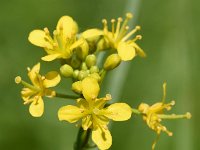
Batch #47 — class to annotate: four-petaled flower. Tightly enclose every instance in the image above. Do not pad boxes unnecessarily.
[138,82,191,150]
[82,13,146,61]
[58,77,132,150]
[28,16,87,61]
[15,63,61,117]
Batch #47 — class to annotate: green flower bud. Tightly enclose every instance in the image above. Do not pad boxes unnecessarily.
[81,62,88,71]
[73,70,79,79]
[90,66,99,73]
[85,54,96,68]
[103,54,121,71]
[78,70,89,80]
[72,81,82,94]
[60,64,73,78]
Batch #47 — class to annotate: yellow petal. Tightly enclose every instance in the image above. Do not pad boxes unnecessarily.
[28,63,40,86]
[92,126,112,150]
[82,29,103,39]
[131,42,146,57]
[29,97,44,117]
[28,30,52,48]
[82,115,92,130]
[117,42,136,61]
[58,105,84,123]
[56,16,78,38]
[41,53,61,61]
[104,103,132,121]
[43,71,61,88]
[82,77,100,101]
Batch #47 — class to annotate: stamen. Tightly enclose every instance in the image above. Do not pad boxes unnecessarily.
[27,67,31,72]
[115,17,123,39]
[15,76,40,92]
[102,19,108,32]
[111,19,116,36]
[15,76,22,84]
[116,25,129,42]
[122,25,141,42]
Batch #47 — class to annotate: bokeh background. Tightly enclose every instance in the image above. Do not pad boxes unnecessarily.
[0,0,199,149]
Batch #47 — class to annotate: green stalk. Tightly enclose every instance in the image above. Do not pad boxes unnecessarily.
[74,128,92,150]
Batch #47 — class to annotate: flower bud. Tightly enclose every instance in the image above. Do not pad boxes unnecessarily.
[78,70,89,80]
[103,54,121,71]
[72,81,82,94]
[60,64,73,78]
[90,66,99,73]
[73,70,79,79]
[85,54,97,68]
[81,62,88,71]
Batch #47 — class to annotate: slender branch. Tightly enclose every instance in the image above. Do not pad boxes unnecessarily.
[132,108,142,115]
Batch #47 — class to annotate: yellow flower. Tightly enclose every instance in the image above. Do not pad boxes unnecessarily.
[138,82,191,150]
[58,77,132,150]
[28,16,87,61]
[15,63,61,117]
[82,13,146,61]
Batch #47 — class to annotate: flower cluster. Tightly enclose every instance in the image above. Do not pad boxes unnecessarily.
[15,13,191,150]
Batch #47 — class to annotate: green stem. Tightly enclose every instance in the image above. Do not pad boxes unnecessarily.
[74,128,92,150]
[132,108,142,115]
[55,93,80,100]
[100,69,107,85]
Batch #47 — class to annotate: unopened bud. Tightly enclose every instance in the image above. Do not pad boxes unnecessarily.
[72,81,82,94]
[90,66,99,73]
[73,70,79,79]
[78,70,89,80]
[60,64,73,78]
[81,62,88,71]
[85,54,96,68]
[103,54,121,71]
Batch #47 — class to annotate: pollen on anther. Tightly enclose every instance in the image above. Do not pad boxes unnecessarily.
[44,27,50,35]
[126,13,133,19]
[136,35,142,40]
[186,112,192,119]
[117,17,123,22]
[111,19,115,23]
[15,76,22,84]
[102,19,107,25]
[136,26,141,30]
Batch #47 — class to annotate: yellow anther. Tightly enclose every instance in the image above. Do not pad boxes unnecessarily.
[117,17,123,22]
[111,19,115,23]
[125,26,129,30]
[126,12,133,19]
[106,94,112,100]
[15,76,22,84]
[186,112,192,119]
[170,101,175,106]
[102,19,107,25]
[27,67,31,72]
[41,76,45,80]
[44,27,50,35]
[136,35,142,40]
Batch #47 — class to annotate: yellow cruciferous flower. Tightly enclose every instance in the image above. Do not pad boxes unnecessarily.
[138,82,191,150]
[28,16,87,61]
[82,13,146,61]
[58,77,132,150]
[15,63,61,117]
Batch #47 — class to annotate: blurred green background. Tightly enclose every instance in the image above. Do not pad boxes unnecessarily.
[0,0,199,149]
